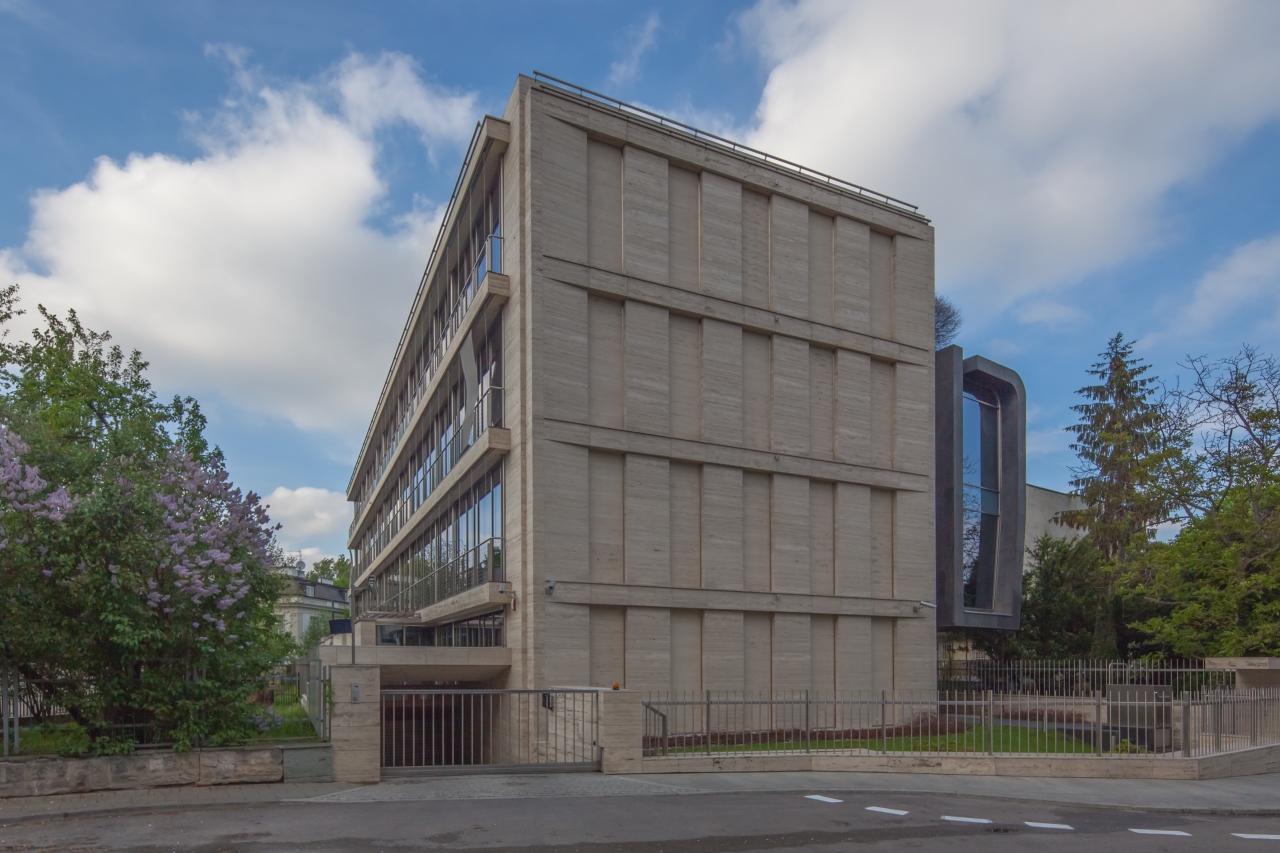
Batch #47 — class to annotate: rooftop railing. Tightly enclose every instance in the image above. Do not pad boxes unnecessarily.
[531,71,922,217]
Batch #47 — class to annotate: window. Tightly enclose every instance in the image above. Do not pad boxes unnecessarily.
[305,585,315,597]
[376,612,505,647]
[962,388,999,610]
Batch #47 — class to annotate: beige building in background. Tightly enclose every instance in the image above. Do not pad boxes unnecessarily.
[334,74,939,697]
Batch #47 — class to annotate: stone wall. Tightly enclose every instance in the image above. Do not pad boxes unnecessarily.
[0,744,330,798]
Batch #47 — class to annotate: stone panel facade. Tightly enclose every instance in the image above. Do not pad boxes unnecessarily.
[346,75,937,700]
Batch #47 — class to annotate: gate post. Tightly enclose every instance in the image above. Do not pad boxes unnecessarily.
[598,689,643,775]
[330,665,381,783]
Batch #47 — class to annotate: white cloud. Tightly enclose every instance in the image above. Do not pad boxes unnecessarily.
[738,0,1280,316]
[0,50,479,434]
[610,11,661,87]
[264,486,350,552]
[1148,232,1280,346]
[1017,300,1088,327]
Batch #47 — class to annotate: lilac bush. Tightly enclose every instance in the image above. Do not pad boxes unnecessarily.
[0,291,293,752]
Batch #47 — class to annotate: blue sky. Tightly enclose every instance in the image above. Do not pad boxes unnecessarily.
[3,1,1280,562]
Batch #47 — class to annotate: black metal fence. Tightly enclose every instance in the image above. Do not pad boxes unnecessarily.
[642,688,1280,759]
[937,658,1233,695]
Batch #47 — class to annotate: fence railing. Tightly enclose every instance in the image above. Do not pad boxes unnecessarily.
[381,689,599,773]
[937,658,1233,695]
[642,689,1280,760]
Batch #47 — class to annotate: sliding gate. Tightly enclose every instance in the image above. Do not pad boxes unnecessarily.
[381,689,600,775]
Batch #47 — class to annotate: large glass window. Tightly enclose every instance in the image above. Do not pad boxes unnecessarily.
[962,388,1000,609]
[377,612,504,647]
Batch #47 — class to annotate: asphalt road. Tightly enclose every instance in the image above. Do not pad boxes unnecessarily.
[5,789,1280,852]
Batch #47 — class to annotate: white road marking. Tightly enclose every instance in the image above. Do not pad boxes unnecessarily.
[866,806,909,815]
[805,795,843,803]
[943,816,992,824]
[1129,829,1191,836]
[1025,822,1074,830]
[1233,835,1280,840]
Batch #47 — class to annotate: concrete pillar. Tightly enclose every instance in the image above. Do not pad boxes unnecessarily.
[329,665,380,783]
[598,688,643,775]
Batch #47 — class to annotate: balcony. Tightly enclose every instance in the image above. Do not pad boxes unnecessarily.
[353,386,505,578]
[355,537,504,620]
[351,233,504,533]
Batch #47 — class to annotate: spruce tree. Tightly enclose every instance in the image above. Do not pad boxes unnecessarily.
[1062,333,1172,657]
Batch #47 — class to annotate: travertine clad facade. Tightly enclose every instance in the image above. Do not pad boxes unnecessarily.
[344,75,937,697]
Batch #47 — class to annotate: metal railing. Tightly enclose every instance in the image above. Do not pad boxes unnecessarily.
[351,231,504,532]
[937,658,1232,695]
[357,537,504,619]
[642,689,1280,760]
[349,120,485,496]
[353,385,503,575]
[381,689,600,773]
[531,72,922,217]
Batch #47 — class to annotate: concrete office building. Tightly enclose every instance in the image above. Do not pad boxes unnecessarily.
[336,74,939,698]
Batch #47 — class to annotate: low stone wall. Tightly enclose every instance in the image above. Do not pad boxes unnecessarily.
[636,743,1280,780]
[0,744,331,798]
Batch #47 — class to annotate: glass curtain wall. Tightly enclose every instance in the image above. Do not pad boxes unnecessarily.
[357,462,503,617]
[962,388,1000,609]
[350,157,502,524]
[353,315,503,575]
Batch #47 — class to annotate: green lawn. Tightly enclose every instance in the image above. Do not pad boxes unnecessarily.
[657,724,1091,756]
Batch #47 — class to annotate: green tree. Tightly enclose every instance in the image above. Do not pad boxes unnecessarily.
[1129,347,1280,655]
[308,555,351,589]
[1060,333,1177,657]
[0,288,293,752]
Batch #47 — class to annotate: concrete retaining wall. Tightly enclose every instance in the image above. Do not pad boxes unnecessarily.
[636,744,1280,780]
[0,743,331,798]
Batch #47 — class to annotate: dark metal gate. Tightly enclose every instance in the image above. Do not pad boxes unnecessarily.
[380,689,600,775]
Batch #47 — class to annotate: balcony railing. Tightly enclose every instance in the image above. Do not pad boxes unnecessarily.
[352,234,503,532]
[353,385,503,576]
[355,537,504,619]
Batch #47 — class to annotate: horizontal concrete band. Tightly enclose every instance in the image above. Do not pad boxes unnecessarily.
[356,426,512,588]
[417,581,511,625]
[318,643,512,669]
[542,258,932,368]
[547,580,926,618]
[539,419,930,493]
[635,744,1280,781]
[349,270,512,548]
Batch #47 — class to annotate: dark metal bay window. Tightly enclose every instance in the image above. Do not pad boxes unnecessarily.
[936,345,1026,631]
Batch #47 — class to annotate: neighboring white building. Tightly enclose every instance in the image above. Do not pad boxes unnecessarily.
[1024,484,1084,556]
[277,568,350,643]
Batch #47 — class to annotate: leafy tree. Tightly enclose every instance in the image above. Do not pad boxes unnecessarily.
[0,287,292,752]
[935,295,962,349]
[298,612,333,652]
[1128,347,1280,655]
[308,555,351,589]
